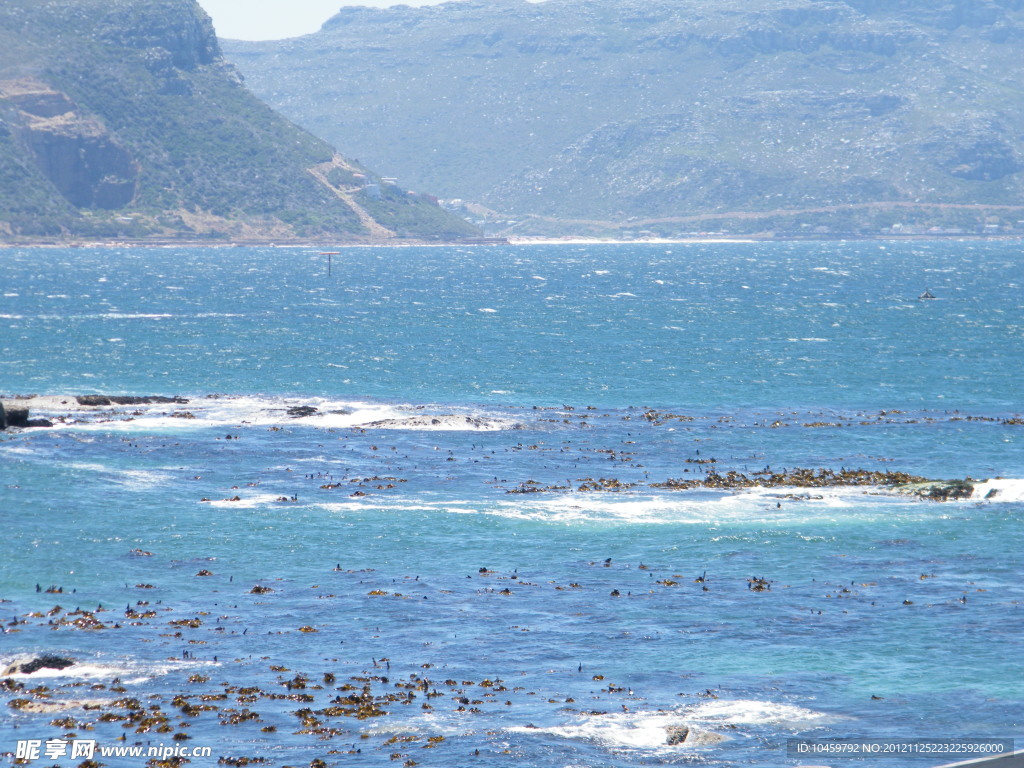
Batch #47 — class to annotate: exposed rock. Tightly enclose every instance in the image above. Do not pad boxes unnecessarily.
[652,467,928,491]
[891,479,976,501]
[0,400,5,430]
[4,654,76,675]
[19,116,139,209]
[5,698,104,713]
[360,414,508,430]
[76,395,113,406]
[0,404,30,427]
[75,395,188,406]
[665,724,728,746]
[97,1,220,70]
[115,395,189,405]
[286,405,320,418]
[665,725,690,745]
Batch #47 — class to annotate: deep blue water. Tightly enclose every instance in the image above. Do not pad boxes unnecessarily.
[1,241,1021,767]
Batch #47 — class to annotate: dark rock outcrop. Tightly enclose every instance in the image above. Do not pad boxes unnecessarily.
[4,655,76,675]
[666,725,690,745]
[1,404,29,427]
[361,414,505,430]
[287,405,320,418]
[75,395,189,406]
[98,1,220,70]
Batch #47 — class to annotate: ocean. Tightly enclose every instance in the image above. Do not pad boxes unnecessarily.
[1,241,1021,767]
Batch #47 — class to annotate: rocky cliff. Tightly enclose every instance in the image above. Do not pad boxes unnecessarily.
[226,0,1024,236]
[1,79,139,210]
[0,0,477,242]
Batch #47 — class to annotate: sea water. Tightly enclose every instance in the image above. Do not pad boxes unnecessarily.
[0,241,1021,767]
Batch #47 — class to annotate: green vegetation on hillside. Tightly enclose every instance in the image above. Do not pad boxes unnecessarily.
[0,0,477,242]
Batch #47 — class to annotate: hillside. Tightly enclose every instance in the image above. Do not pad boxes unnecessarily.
[0,0,478,243]
[225,0,1024,237]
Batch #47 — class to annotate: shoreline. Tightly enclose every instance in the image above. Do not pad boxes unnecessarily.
[2,233,1024,248]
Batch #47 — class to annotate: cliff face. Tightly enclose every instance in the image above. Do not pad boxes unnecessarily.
[1,79,139,210]
[0,0,477,242]
[226,0,1024,234]
[98,0,221,70]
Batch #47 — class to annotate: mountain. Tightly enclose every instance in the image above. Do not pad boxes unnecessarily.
[0,0,478,243]
[224,0,1024,237]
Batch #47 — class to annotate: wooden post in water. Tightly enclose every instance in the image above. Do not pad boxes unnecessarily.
[319,251,339,277]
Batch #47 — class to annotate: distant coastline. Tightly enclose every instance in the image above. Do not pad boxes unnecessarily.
[2,232,1023,248]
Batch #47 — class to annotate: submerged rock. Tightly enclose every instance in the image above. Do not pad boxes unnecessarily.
[891,479,976,501]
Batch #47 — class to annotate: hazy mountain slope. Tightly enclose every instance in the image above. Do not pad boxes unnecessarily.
[225,0,1024,234]
[0,0,477,242]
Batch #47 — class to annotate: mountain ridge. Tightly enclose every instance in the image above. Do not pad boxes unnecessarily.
[0,0,478,243]
[225,0,1024,237]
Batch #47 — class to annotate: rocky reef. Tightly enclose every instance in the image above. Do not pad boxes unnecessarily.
[890,479,978,501]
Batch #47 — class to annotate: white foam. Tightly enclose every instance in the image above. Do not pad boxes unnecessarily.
[1,655,215,682]
[507,699,830,750]
[685,698,830,727]
[66,463,175,489]
[2,658,130,681]
[970,479,1024,502]
[44,396,518,434]
[0,445,45,457]
[312,487,932,527]
[509,711,677,749]
[204,492,288,509]
[466,487,927,526]
[100,313,174,319]
[68,461,109,472]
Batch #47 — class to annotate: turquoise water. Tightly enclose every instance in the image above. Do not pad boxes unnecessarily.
[1,241,1021,767]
